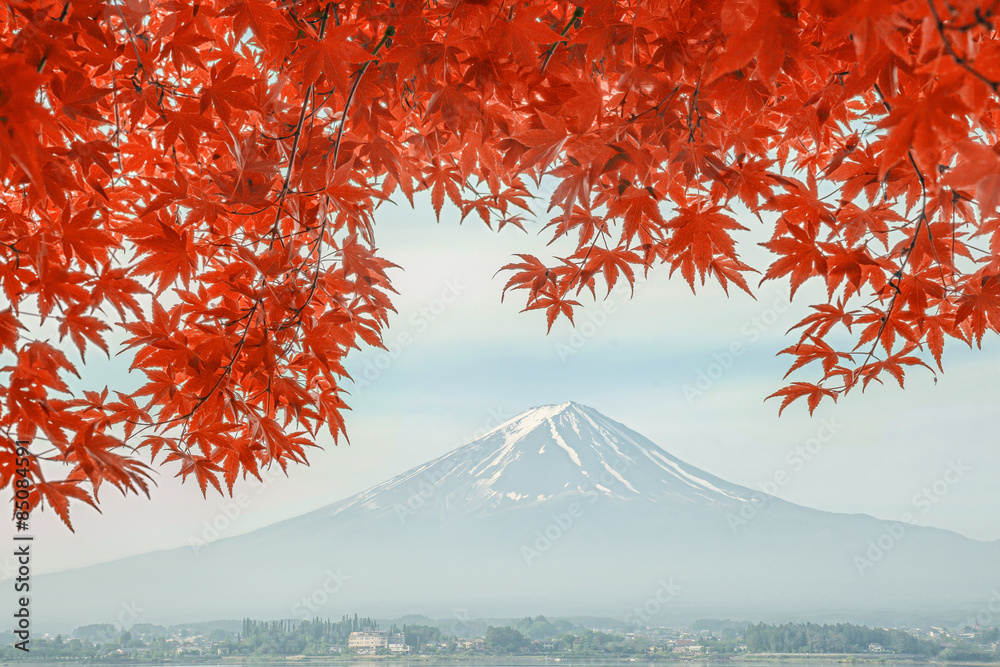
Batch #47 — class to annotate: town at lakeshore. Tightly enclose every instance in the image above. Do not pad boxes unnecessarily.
[2,616,999,663]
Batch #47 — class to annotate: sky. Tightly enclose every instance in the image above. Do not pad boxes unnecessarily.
[17,189,1000,580]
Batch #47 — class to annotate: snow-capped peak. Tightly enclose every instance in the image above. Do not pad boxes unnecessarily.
[322,402,754,523]
[475,400,582,442]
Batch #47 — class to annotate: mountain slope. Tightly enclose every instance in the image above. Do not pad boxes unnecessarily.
[35,402,999,630]
[301,401,751,525]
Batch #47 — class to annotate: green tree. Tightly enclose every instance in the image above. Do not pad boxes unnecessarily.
[485,626,528,653]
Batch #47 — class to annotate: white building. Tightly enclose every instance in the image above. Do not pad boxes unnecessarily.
[348,631,388,653]
[388,633,409,653]
[348,631,409,654]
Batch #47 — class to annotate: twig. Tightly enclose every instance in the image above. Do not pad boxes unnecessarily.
[926,0,1000,95]
[540,7,584,74]
[847,85,935,389]
[331,26,395,167]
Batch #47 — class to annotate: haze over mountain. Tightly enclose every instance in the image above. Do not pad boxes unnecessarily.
[36,402,999,631]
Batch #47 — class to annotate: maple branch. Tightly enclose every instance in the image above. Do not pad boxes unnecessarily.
[331,26,396,168]
[560,226,610,300]
[268,91,314,245]
[540,6,584,74]
[123,300,263,445]
[109,60,128,191]
[268,25,400,345]
[274,219,335,332]
[844,86,939,393]
[462,181,532,231]
[108,2,185,104]
[939,8,996,32]
[268,5,338,245]
[627,86,681,122]
[35,2,71,73]
[926,0,1000,95]
[0,239,22,254]
[687,76,704,143]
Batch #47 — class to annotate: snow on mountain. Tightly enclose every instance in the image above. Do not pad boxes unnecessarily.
[316,401,751,525]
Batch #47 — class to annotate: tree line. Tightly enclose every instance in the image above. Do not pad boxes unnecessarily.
[743,622,939,655]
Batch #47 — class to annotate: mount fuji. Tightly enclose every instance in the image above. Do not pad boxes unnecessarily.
[37,402,999,629]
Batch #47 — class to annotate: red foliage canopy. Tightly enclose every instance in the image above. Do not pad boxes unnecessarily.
[2,0,1000,527]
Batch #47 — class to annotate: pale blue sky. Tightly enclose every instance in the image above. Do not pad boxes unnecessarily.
[19,191,1000,578]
